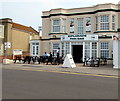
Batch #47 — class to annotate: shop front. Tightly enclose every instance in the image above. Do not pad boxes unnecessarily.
[61,34,98,63]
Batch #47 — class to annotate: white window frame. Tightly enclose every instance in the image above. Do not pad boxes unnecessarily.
[52,43,60,56]
[61,42,70,57]
[84,42,90,58]
[53,19,60,32]
[92,42,97,58]
[77,18,84,34]
[61,42,65,57]
[112,15,115,30]
[65,42,70,55]
[62,19,66,33]
[95,16,98,31]
[32,42,39,56]
[100,15,109,30]
[84,42,98,59]
[100,42,110,58]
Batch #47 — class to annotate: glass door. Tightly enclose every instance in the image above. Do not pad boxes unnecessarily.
[32,43,39,56]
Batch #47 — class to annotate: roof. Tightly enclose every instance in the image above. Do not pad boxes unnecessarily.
[12,22,39,34]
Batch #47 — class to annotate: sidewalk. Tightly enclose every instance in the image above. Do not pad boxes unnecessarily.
[2,62,119,76]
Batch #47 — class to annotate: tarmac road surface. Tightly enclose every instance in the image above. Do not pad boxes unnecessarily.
[2,68,118,99]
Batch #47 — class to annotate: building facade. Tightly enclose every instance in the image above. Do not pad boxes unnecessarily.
[0,18,39,59]
[40,3,119,63]
[0,25,4,56]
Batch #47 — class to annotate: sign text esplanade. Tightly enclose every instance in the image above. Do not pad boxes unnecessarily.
[61,34,98,41]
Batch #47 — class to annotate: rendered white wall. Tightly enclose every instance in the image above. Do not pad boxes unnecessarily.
[113,40,120,69]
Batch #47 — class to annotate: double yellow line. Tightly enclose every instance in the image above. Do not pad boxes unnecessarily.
[4,67,120,79]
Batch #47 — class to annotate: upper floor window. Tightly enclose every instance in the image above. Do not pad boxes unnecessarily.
[62,19,66,33]
[100,15,109,30]
[112,15,115,30]
[53,19,60,32]
[95,16,98,31]
[78,18,84,34]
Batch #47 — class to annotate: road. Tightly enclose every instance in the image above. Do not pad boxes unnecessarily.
[2,68,118,99]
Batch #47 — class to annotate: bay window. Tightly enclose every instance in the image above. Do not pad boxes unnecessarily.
[112,15,115,30]
[100,15,109,30]
[95,16,98,31]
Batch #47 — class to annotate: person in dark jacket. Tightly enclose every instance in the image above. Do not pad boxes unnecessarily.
[56,48,60,65]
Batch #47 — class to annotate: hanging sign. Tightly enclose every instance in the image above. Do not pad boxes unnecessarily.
[70,18,74,33]
[86,17,91,32]
[62,54,76,68]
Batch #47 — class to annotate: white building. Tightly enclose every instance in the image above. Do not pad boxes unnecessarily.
[31,3,120,64]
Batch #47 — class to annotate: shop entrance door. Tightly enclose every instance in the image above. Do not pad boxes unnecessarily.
[72,45,83,63]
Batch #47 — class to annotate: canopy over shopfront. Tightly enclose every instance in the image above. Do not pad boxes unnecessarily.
[61,34,98,63]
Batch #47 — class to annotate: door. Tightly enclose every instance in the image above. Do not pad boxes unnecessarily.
[32,43,39,56]
[72,45,83,63]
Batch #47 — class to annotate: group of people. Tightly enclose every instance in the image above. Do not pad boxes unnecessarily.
[42,48,60,58]
[13,48,61,65]
[42,48,60,65]
[43,52,52,57]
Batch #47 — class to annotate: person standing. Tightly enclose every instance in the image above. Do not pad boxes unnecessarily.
[49,52,53,64]
[56,48,60,65]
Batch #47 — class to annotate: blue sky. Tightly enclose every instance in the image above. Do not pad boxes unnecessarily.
[1,0,119,31]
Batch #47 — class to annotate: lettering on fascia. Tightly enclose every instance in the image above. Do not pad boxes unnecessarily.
[70,38,84,40]
[68,35,86,37]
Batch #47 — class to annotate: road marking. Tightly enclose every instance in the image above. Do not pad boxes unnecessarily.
[48,70,119,78]
[3,67,120,79]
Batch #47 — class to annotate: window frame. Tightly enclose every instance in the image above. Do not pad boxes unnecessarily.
[77,18,84,34]
[95,16,98,31]
[92,42,97,58]
[52,43,60,56]
[100,42,110,58]
[52,19,60,32]
[112,15,115,30]
[62,19,66,33]
[32,42,39,56]
[85,42,90,58]
[100,15,109,30]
